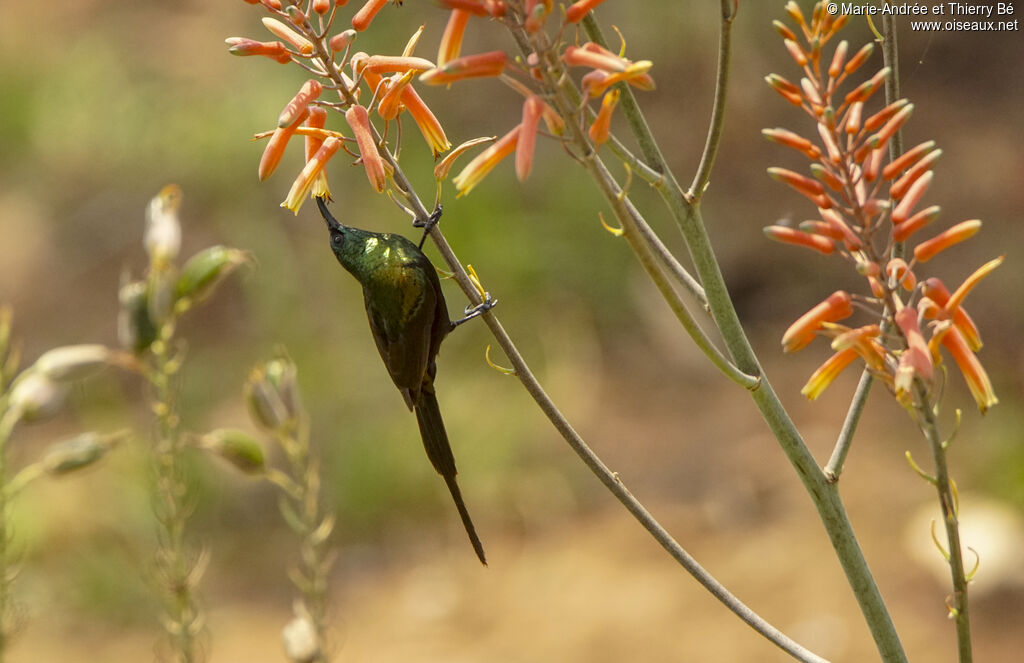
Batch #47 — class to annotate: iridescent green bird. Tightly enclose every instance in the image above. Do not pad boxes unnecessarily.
[317,197,494,565]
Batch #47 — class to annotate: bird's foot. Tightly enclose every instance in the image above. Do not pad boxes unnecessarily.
[451,293,497,328]
[415,204,443,249]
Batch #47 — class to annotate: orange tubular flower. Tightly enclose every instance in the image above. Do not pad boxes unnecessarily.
[281,136,341,213]
[259,108,310,181]
[452,125,519,196]
[345,105,386,193]
[566,0,607,23]
[940,326,998,413]
[376,71,415,121]
[516,96,543,181]
[359,63,450,157]
[352,0,389,31]
[762,128,821,160]
[782,291,853,353]
[764,225,835,255]
[767,167,825,199]
[524,0,552,33]
[913,219,981,263]
[890,170,932,223]
[588,89,619,147]
[563,44,631,72]
[920,275,985,352]
[801,348,859,400]
[438,9,471,67]
[882,140,936,180]
[419,51,507,85]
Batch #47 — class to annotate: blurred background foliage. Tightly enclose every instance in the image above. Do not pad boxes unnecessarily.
[0,1,1021,661]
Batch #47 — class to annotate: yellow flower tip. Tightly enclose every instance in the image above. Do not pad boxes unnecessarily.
[941,327,998,413]
[398,85,451,157]
[801,348,858,401]
[434,136,496,181]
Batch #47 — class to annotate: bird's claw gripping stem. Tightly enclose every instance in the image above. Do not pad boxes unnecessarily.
[452,293,497,328]
[415,204,443,249]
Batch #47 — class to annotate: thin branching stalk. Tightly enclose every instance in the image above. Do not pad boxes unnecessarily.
[689,0,737,200]
[0,407,16,663]
[580,8,909,663]
[914,382,972,662]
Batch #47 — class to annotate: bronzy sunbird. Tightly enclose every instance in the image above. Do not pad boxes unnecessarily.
[317,197,494,564]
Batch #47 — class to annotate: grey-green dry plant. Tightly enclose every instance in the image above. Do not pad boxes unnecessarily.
[119,185,251,663]
[224,1,1005,662]
[0,309,125,662]
[201,352,335,663]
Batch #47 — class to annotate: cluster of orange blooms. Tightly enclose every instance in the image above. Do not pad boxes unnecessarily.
[227,0,654,210]
[763,2,1001,413]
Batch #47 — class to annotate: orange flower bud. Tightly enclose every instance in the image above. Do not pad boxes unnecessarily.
[761,128,819,159]
[828,40,848,78]
[764,225,836,255]
[914,219,981,263]
[765,74,804,106]
[566,0,607,22]
[262,17,313,55]
[588,89,619,147]
[892,204,940,242]
[376,71,415,121]
[524,0,552,33]
[312,0,331,14]
[278,79,323,128]
[863,146,886,183]
[810,163,843,191]
[225,38,292,63]
[259,108,310,181]
[798,220,844,240]
[352,0,389,31]
[819,208,862,250]
[419,51,507,85]
[881,140,936,180]
[843,42,875,76]
[345,105,386,193]
[843,67,889,105]
[438,9,471,67]
[782,291,853,353]
[863,98,909,132]
[767,167,825,198]
[329,29,357,53]
[890,170,932,223]
[517,96,543,181]
[772,20,798,41]
[784,39,808,67]
[563,44,630,73]
[890,149,942,200]
[845,101,863,134]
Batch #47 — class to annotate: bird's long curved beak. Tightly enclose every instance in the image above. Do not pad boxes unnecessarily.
[316,196,345,232]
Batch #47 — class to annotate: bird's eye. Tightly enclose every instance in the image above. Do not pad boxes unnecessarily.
[331,232,343,246]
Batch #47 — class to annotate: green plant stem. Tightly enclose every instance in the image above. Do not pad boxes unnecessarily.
[150,325,201,663]
[582,11,907,663]
[0,407,17,663]
[824,371,873,481]
[689,0,736,200]
[915,385,972,662]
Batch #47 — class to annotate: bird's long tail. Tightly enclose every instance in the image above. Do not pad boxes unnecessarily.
[414,389,487,565]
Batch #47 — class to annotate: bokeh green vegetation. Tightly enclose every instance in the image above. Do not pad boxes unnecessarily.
[0,1,1021,660]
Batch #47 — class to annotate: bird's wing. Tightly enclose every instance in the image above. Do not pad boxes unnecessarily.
[363,266,436,407]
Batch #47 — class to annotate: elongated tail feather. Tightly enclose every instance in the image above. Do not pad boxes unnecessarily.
[414,390,487,565]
